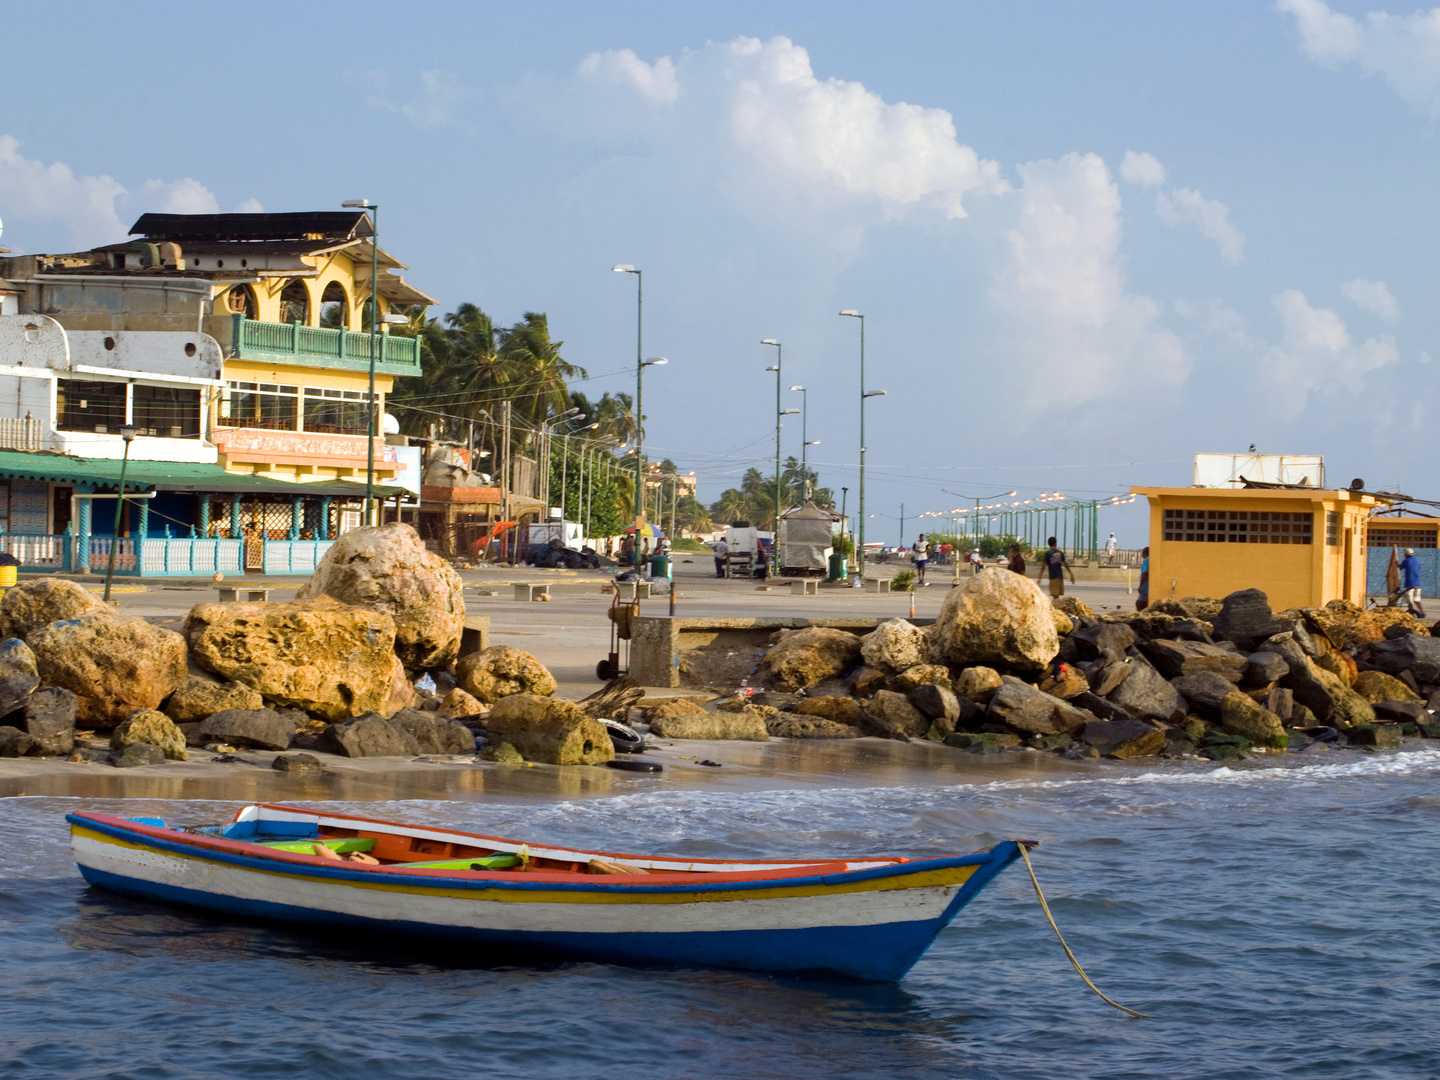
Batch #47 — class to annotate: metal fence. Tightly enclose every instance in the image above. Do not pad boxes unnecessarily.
[1367,547,1440,598]
[261,539,334,575]
[0,534,317,576]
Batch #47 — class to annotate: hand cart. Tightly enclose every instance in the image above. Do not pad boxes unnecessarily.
[596,590,640,680]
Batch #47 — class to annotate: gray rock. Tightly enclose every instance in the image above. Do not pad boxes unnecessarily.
[0,725,34,756]
[1072,623,1137,661]
[1367,635,1440,686]
[321,714,422,757]
[752,691,801,711]
[20,686,76,756]
[1245,651,1290,686]
[987,677,1088,735]
[1108,658,1186,722]
[272,753,326,774]
[0,637,38,717]
[1077,719,1165,757]
[385,707,475,755]
[111,742,166,767]
[1158,619,1215,643]
[1070,690,1136,723]
[867,690,929,738]
[1211,589,1286,651]
[1373,700,1425,723]
[907,682,961,723]
[1171,671,1243,712]
[197,708,293,751]
[1141,639,1247,681]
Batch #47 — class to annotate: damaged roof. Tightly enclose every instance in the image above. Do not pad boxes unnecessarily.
[129,212,374,244]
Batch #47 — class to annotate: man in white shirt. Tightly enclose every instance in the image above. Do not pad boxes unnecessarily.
[913,534,929,585]
[1104,533,1117,565]
[711,538,728,578]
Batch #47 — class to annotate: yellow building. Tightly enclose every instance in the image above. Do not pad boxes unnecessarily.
[1133,485,1381,611]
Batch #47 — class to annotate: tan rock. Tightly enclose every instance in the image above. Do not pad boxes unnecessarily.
[183,596,401,722]
[766,715,861,738]
[1220,691,1287,749]
[867,689,929,737]
[850,666,887,697]
[1038,664,1089,700]
[111,708,188,761]
[890,664,952,692]
[162,676,264,724]
[1351,670,1422,704]
[456,646,557,704]
[1305,601,1429,651]
[794,695,863,726]
[932,570,1059,671]
[763,627,863,692]
[0,579,108,641]
[439,687,486,718]
[1052,609,1075,636]
[295,522,465,670]
[30,613,186,727]
[1314,651,1357,687]
[1053,596,1095,620]
[859,619,929,673]
[484,694,615,764]
[954,665,1003,704]
[647,700,769,740]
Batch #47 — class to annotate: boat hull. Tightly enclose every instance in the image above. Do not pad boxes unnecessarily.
[69,812,1021,981]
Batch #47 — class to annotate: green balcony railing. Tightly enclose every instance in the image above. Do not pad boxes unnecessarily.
[233,316,421,376]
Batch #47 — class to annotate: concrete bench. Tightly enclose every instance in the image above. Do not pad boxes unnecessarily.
[790,579,818,596]
[513,583,550,601]
[215,585,271,603]
[867,577,893,594]
[617,580,652,601]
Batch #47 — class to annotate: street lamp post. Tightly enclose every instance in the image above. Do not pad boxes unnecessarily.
[789,384,820,496]
[103,423,136,603]
[341,199,382,526]
[842,310,884,585]
[612,264,653,572]
[762,339,783,575]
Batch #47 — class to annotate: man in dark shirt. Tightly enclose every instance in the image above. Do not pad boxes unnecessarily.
[1396,547,1425,617]
[1007,543,1025,575]
[1035,536,1075,598]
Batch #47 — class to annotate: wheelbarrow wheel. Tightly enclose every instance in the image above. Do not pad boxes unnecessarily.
[596,658,618,680]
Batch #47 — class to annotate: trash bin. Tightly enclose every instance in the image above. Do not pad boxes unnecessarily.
[649,554,672,581]
[828,553,848,582]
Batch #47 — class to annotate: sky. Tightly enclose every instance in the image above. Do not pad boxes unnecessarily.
[3,0,1438,547]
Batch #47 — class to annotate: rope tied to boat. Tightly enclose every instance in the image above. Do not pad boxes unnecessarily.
[1017,842,1152,1019]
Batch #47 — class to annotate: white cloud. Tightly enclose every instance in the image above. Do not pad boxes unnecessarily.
[1279,0,1440,114]
[1155,187,1246,263]
[0,134,127,246]
[573,36,1006,218]
[232,198,264,214]
[1120,150,1165,188]
[363,69,474,130]
[1261,289,1397,418]
[139,177,219,215]
[991,153,1187,405]
[1341,277,1400,320]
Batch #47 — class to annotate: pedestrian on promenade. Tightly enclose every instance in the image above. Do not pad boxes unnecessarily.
[969,548,984,575]
[1136,546,1150,611]
[1104,533,1117,565]
[1036,536,1075,598]
[619,533,635,569]
[712,537,728,578]
[1394,547,1426,617]
[913,534,929,585]
[1007,543,1026,574]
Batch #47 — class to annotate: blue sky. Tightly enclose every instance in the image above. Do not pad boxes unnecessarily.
[3,0,1438,545]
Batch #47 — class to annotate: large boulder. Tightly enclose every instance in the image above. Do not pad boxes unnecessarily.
[0,637,38,716]
[867,690,929,738]
[20,687,76,756]
[1141,639,1247,682]
[111,709,188,761]
[793,695,864,726]
[1171,671,1244,712]
[1366,635,1440,686]
[30,613,187,727]
[1261,635,1376,728]
[1210,589,1286,651]
[908,682,961,724]
[932,571,1058,671]
[1352,670,1423,705]
[646,699,768,740]
[0,579,108,640]
[1108,657,1186,723]
[438,687,485,718]
[890,664,952,693]
[860,619,929,673]
[162,676,264,724]
[455,646,557,704]
[295,523,465,671]
[197,708,293,751]
[1305,601,1428,651]
[1077,719,1165,758]
[766,715,861,739]
[184,596,402,721]
[483,694,617,763]
[386,707,475,755]
[1220,692,1287,748]
[762,628,863,691]
[321,714,422,758]
[954,666,1003,704]
[987,677,1092,735]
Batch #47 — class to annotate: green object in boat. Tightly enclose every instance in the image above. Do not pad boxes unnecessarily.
[402,853,522,870]
[260,837,377,855]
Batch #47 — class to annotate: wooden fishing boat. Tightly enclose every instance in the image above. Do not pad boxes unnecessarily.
[68,803,1025,981]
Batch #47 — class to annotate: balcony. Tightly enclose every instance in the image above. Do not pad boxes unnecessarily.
[233,317,421,377]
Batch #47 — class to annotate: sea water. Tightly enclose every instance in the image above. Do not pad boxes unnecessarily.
[5,751,1440,1079]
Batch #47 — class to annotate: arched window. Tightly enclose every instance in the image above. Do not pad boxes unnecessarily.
[318,281,350,329]
[279,280,311,325]
[225,285,257,318]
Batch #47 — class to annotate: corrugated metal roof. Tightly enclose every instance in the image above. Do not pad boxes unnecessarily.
[129,212,373,243]
[0,451,406,498]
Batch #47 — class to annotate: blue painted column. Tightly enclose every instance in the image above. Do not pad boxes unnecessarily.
[230,495,241,539]
[76,489,92,572]
[319,497,332,541]
[289,495,303,540]
[136,498,149,540]
[197,495,210,539]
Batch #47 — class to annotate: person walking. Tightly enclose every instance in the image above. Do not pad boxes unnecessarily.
[913,533,929,585]
[968,548,984,575]
[1104,533,1117,565]
[1007,543,1026,575]
[1394,547,1426,616]
[1036,536,1076,598]
[1136,545,1150,611]
[711,537,729,578]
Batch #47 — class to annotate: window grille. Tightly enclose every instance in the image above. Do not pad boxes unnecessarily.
[1161,508,1313,544]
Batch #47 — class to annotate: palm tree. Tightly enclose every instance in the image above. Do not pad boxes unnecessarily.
[496,312,586,430]
[710,488,748,524]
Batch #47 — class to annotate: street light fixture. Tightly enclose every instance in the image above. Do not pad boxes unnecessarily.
[103,424,137,603]
[761,339,783,574]
[613,264,648,571]
[342,199,384,527]
[839,309,882,586]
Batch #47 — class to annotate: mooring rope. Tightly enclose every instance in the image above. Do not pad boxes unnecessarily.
[1017,842,1152,1018]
